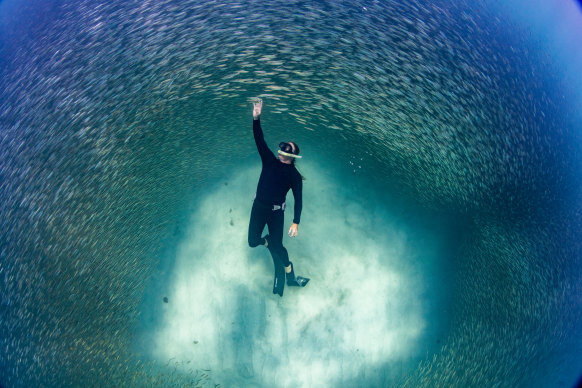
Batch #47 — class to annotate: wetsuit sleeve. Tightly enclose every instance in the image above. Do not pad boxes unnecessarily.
[291,174,303,224]
[253,119,275,164]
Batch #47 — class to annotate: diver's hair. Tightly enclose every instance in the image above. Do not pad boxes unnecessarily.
[288,142,306,180]
[289,142,300,156]
[288,142,300,165]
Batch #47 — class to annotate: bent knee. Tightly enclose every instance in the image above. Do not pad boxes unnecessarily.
[248,237,261,248]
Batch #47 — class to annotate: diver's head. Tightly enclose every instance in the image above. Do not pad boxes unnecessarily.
[278,141,301,164]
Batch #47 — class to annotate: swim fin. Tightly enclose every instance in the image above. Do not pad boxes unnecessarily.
[286,262,310,287]
[273,260,285,297]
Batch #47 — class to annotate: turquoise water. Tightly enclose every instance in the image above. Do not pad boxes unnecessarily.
[1,0,581,387]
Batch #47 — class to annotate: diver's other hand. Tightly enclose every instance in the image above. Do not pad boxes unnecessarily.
[288,223,298,238]
[253,99,263,120]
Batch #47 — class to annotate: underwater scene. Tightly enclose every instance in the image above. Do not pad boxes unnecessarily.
[1,0,581,387]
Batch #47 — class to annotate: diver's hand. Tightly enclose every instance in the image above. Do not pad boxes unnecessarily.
[253,99,262,120]
[288,223,298,238]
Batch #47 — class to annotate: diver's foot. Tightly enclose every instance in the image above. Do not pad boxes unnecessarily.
[285,262,294,279]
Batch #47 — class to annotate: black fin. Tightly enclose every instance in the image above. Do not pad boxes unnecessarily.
[288,276,310,287]
[273,262,285,297]
[286,262,310,287]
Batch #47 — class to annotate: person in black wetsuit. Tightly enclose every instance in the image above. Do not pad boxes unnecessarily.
[248,99,309,297]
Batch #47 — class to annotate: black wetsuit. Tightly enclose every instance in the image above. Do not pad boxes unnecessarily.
[248,118,303,295]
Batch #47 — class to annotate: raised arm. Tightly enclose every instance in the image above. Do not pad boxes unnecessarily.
[252,99,275,164]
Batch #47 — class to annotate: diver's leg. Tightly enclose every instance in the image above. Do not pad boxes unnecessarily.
[266,210,290,267]
[266,213,309,288]
[266,209,288,296]
[248,202,268,248]
[267,212,310,287]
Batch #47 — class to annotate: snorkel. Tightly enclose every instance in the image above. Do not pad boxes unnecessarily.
[278,142,302,159]
[277,150,302,159]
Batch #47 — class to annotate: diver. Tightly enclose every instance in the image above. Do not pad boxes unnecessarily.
[248,99,309,297]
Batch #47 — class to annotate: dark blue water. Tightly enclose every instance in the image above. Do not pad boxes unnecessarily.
[1,0,581,387]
